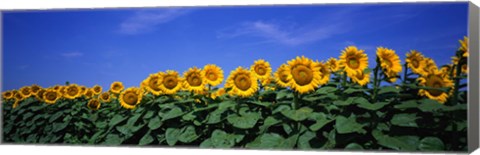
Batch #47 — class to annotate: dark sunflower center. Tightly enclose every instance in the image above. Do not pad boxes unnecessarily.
[234,74,252,91]
[292,65,314,86]
[46,92,57,100]
[123,93,138,106]
[348,57,360,69]
[22,88,30,95]
[102,94,110,100]
[68,87,79,96]
[255,66,267,75]
[207,72,217,81]
[94,87,101,93]
[411,59,419,68]
[148,77,162,91]
[426,75,444,96]
[89,100,99,109]
[187,73,202,87]
[163,75,178,89]
[113,84,122,91]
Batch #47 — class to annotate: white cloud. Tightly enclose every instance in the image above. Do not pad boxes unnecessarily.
[61,52,83,58]
[119,9,190,35]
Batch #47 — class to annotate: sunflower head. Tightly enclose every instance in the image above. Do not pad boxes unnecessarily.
[119,87,144,109]
[110,81,124,94]
[225,66,258,97]
[79,86,87,95]
[406,50,427,75]
[30,84,42,95]
[84,88,95,99]
[13,90,24,101]
[99,92,112,103]
[422,58,438,76]
[203,64,224,86]
[315,61,331,86]
[92,85,102,95]
[35,88,46,101]
[53,85,62,91]
[43,89,61,104]
[417,70,453,104]
[251,59,272,80]
[2,90,14,100]
[351,70,370,86]
[376,47,402,79]
[159,70,183,95]
[326,57,340,72]
[286,56,322,94]
[87,98,101,110]
[145,73,164,96]
[260,75,275,87]
[274,64,290,88]
[183,67,207,94]
[64,84,81,100]
[339,46,369,77]
[19,86,32,98]
[211,88,226,100]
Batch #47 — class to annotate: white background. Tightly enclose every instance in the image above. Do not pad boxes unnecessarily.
[0,0,478,155]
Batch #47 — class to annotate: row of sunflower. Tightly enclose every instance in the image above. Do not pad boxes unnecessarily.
[1,37,469,110]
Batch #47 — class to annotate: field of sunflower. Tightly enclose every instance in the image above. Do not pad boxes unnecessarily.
[2,37,469,152]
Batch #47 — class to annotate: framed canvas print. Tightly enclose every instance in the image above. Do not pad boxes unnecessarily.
[1,1,479,154]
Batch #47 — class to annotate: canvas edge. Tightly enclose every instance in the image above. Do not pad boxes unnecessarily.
[468,1,479,153]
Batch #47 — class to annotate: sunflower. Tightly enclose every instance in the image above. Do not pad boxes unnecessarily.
[339,46,369,77]
[406,50,427,75]
[64,84,82,100]
[92,85,102,95]
[225,67,258,97]
[84,88,95,99]
[43,89,61,104]
[87,98,101,110]
[251,59,272,80]
[315,61,330,86]
[30,84,42,95]
[351,71,370,86]
[274,64,290,88]
[203,64,224,86]
[451,56,468,74]
[119,87,144,109]
[110,81,124,94]
[14,90,24,101]
[183,67,207,94]
[260,75,274,86]
[417,70,453,104]
[159,70,183,95]
[35,89,46,101]
[211,88,226,100]
[326,57,340,72]
[2,91,14,100]
[99,92,112,103]
[285,56,322,94]
[19,86,32,98]
[79,86,87,95]
[376,47,402,81]
[440,64,455,78]
[422,58,438,76]
[458,36,468,57]
[59,86,67,97]
[53,85,62,91]
[145,73,164,95]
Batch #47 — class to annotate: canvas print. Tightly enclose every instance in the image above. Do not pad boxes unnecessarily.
[1,2,470,152]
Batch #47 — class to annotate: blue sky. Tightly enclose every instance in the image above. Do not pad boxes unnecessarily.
[2,2,468,91]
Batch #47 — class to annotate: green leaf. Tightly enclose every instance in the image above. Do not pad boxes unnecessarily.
[272,105,291,114]
[345,143,364,150]
[178,125,199,143]
[394,100,418,110]
[127,113,142,126]
[200,129,243,148]
[281,107,313,121]
[419,137,445,151]
[378,86,400,94]
[418,99,443,112]
[344,88,365,94]
[372,130,419,151]
[109,115,127,127]
[298,131,316,149]
[166,128,181,146]
[49,111,64,123]
[309,112,333,131]
[333,97,356,106]
[52,122,69,132]
[104,134,123,145]
[148,116,162,130]
[218,100,236,110]
[259,116,281,133]
[139,131,154,146]
[276,89,290,100]
[227,112,261,129]
[391,113,418,127]
[245,133,285,149]
[206,108,227,124]
[316,86,337,94]
[248,101,271,107]
[143,110,155,119]
[162,107,185,121]
[335,115,366,134]
[357,101,388,111]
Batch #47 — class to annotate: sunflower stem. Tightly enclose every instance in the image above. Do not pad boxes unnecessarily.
[402,63,408,85]
[372,66,379,101]
[292,91,299,110]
